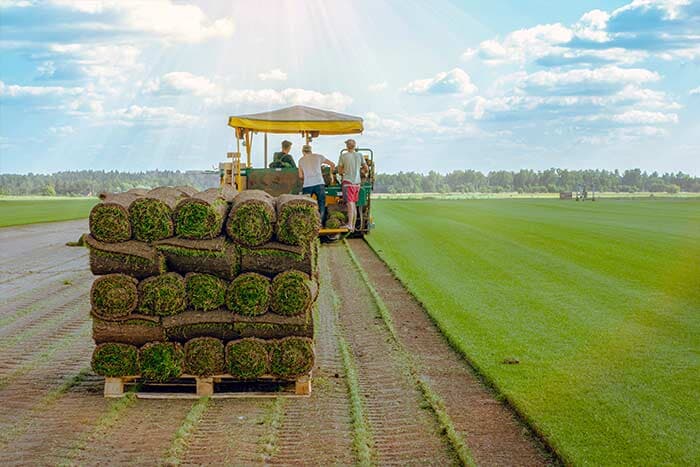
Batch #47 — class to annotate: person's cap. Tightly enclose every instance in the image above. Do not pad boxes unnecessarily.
[302,144,312,153]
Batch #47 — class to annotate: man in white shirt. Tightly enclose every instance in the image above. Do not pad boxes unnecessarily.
[298,144,336,222]
[337,139,368,231]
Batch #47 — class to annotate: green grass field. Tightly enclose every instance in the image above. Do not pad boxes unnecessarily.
[367,198,700,466]
[0,196,98,228]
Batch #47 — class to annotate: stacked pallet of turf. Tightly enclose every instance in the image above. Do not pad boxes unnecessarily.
[86,186,320,391]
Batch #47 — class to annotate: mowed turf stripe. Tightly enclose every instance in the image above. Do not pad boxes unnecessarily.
[367,199,700,465]
[344,240,475,467]
[162,396,211,465]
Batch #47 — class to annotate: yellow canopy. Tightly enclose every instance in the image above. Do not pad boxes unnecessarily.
[228,105,363,135]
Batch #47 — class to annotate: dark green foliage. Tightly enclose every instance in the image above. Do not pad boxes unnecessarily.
[129,198,174,242]
[89,204,131,242]
[225,338,269,379]
[92,343,139,377]
[226,204,274,246]
[226,273,271,316]
[185,273,226,311]
[184,337,225,376]
[269,337,314,379]
[276,198,320,246]
[329,211,347,223]
[175,199,228,239]
[91,274,138,318]
[138,272,186,316]
[139,342,184,382]
[324,217,342,229]
[270,270,314,316]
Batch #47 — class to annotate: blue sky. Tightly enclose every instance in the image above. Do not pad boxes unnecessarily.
[1,0,699,175]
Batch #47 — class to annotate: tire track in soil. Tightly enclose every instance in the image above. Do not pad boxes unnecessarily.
[326,243,459,466]
[267,246,356,466]
[350,239,555,466]
[0,269,90,319]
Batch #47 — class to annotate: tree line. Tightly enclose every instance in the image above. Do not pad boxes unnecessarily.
[0,168,699,196]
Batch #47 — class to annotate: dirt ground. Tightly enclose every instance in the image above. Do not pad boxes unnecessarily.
[0,220,554,466]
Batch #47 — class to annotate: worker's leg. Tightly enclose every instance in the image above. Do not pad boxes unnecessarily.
[315,184,326,222]
[347,201,356,231]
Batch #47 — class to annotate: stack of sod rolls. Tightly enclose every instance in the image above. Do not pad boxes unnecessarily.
[87,186,320,383]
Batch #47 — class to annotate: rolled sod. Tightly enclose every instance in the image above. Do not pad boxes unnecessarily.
[185,273,226,311]
[89,192,139,243]
[90,274,138,319]
[233,311,313,339]
[138,272,186,316]
[225,190,276,247]
[329,210,348,223]
[202,185,238,202]
[226,272,271,316]
[239,241,315,278]
[92,343,139,377]
[174,185,199,197]
[154,236,239,281]
[184,337,225,376]
[85,234,166,279]
[275,194,321,246]
[163,310,237,342]
[129,187,189,242]
[270,270,318,316]
[324,216,343,229]
[269,337,314,379]
[92,317,165,346]
[174,190,229,240]
[139,342,185,382]
[125,188,149,196]
[225,338,270,380]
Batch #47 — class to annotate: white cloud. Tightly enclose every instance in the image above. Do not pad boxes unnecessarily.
[36,60,56,77]
[47,43,142,90]
[0,0,32,8]
[49,125,75,135]
[0,80,83,97]
[402,68,477,96]
[364,109,481,139]
[517,65,660,91]
[258,69,288,81]
[108,105,199,127]
[145,71,219,97]
[368,81,388,92]
[610,110,679,124]
[46,0,234,43]
[690,86,700,95]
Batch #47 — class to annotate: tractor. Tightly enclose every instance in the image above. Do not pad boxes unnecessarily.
[221,105,375,237]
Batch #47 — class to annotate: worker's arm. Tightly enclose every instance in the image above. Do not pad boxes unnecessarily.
[322,157,336,171]
[298,166,304,180]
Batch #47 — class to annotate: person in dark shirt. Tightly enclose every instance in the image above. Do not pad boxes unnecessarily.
[269,140,296,168]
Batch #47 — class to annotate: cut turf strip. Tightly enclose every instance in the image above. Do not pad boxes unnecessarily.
[162,397,211,465]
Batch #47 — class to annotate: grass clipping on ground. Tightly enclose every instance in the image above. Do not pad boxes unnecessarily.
[225,338,270,379]
[90,273,138,319]
[226,190,276,247]
[226,272,271,316]
[174,189,229,240]
[185,272,226,311]
[270,270,317,316]
[276,194,320,246]
[138,272,186,316]
[139,342,185,382]
[184,337,225,376]
[92,343,139,377]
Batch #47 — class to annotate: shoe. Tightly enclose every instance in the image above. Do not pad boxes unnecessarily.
[345,224,355,232]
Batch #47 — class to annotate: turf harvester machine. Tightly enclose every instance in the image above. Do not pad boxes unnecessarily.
[222,105,375,238]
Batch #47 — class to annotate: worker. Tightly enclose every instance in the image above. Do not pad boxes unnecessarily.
[337,139,368,232]
[269,140,296,168]
[298,144,335,221]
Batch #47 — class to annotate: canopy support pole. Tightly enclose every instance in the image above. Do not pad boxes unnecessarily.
[264,133,268,167]
[244,130,252,168]
[235,136,242,189]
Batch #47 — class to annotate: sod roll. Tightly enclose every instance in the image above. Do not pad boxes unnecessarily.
[269,337,314,379]
[138,272,186,316]
[185,272,226,311]
[202,185,238,202]
[239,241,315,278]
[139,342,184,382]
[270,270,318,316]
[324,216,343,229]
[225,190,276,247]
[233,311,313,339]
[162,310,237,342]
[174,185,199,197]
[89,192,139,243]
[125,188,150,196]
[225,338,270,379]
[129,187,189,242]
[184,337,225,376]
[329,210,348,223]
[92,343,139,377]
[86,234,166,279]
[275,194,321,246]
[226,272,271,316]
[174,190,229,240]
[92,317,166,346]
[90,274,138,320]
[154,236,239,281]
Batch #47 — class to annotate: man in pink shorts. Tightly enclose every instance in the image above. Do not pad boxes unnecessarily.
[337,139,368,232]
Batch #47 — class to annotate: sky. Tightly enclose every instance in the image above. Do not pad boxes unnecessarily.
[0,0,699,175]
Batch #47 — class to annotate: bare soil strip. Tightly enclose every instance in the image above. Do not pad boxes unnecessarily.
[348,239,555,466]
[327,243,459,466]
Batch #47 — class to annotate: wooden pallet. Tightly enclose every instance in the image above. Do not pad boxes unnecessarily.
[104,373,311,399]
